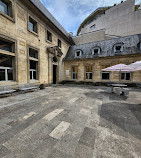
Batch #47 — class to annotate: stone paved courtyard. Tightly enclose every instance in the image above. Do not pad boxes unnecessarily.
[0,85,141,158]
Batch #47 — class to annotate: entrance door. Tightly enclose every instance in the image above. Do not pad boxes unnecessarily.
[53,65,57,84]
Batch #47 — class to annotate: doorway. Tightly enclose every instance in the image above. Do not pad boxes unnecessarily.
[53,65,57,84]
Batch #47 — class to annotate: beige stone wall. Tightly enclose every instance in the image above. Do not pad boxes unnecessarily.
[0,0,70,86]
[79,0,141,37]
[64,55,141,83]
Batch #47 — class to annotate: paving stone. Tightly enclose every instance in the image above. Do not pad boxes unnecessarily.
[0,145,11,157]
[79,127,96,149]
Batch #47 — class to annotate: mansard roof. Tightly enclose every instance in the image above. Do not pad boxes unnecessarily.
[64,34,141,61]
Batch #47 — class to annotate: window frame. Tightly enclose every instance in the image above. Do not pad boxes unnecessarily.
[28,45,39,81]
[46,30,52,43]
[85,65,93,80]
[58,39,61,48]
[28,15,38,36]
[113,43,124,54]
[101,72,110,80]
[120,72,131,81]
[0,34,17,82]
[75,50,82,58]
[92,46,101,55]
[71,66,78,80]
[0,0,14,22]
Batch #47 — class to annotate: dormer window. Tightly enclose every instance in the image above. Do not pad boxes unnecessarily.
[75,50,82,58]
[92,47,101,55]
[114,43,124,54]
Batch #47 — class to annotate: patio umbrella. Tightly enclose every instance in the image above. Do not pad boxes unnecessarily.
[121,61,141,72]
[102,64,127,71]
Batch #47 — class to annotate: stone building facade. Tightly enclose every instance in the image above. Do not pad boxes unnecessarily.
[0,0,141,87]
[64,34,141,83]
[0,0,73,86]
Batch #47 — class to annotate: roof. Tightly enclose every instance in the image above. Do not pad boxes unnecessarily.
[29,0,73,44]
[77,6,111,35]
[64,33,141,61]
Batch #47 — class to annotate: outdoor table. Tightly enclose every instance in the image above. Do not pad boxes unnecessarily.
[107,84,128,94]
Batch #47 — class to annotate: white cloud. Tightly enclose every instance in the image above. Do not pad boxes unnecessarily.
[40,0,140,35]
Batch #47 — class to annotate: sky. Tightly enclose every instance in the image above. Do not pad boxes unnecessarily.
[40,0,141,35]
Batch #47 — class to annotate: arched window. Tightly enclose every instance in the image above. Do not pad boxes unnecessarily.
[75,50,82,58]
[92,47,101,55]
[114,43,124,54]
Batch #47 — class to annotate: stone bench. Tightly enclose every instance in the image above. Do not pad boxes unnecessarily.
[113,87,122,96]
[0,85,16,96]
[19,83,39,92]
[122,88,129,96]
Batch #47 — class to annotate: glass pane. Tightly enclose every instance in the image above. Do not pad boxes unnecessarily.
[0,40,13,52]
[102,73,109,80]
[29,48,38,59]
[47,31,52,42]
[29,21,34,31]
[89,73,92,79]
[0,1,8,15]
[126,73,130,80]
[86,66,92,72]
[30,71,32,79]
[0,55,13,67]
[33,71,37,80]
[86,73,88,79]
[7,69,13,80]
[0,69,5,81]
[30,60,37,70]
[121,73,125,80]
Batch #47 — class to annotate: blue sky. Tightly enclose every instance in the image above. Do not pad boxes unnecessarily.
[40,0,141,35]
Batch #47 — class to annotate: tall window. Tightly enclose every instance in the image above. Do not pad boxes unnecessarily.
[114,43,124,54]
[72,66,78,79]
[0,0,12,18]
[0,37,15,82]
[92,47,101,55]
[85,66,92,80]
[121,73,131,81]
[58,39,61,48]
[47,30,52,42]
[29,48,38,80]
[102,72,110,80]
[0,54,14,81]
[29,17,38,34]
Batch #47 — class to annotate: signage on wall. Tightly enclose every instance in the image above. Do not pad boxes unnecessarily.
[66,70,69,76]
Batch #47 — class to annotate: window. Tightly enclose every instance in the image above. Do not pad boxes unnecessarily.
[121,73,131,81]
[58,39,61,48]
[90,24,95,30]
[29,48,38,59]
[75,50,82,58]
[72,66,78,79]
[47,30,52,42]
[114,43,124,54]
[0,38,14,53]
[92,47,101,55]
[0,0,12,18]
[29,48,38,80]
[102,72,110,80]
[85,66,92,80]
[0,54,14,81]
[29,16,38,34]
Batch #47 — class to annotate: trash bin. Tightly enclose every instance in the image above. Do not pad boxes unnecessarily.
[40,84,45,90]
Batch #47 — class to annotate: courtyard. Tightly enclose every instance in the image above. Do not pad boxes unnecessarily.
[0,85,141,158]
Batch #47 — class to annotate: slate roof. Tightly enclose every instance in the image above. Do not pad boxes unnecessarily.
[29,0,73,43]
[64,34,141,61]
